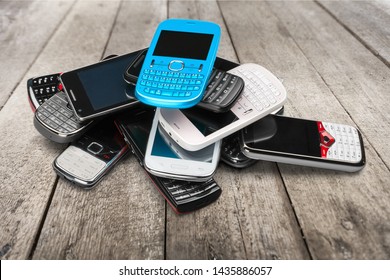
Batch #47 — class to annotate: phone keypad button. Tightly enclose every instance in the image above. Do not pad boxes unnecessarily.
[139,70,205,99]
[322,122,362,163]
[36,91,84,134]
[30,73,61,106]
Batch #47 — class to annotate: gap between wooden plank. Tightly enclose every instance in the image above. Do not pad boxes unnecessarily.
[27,0,125,259]
[275,164,314,259]
[314,0,390,68]
[0,0,77,111]
[100,0,124,60]
[268,1,390,173]
[27,176,60,259]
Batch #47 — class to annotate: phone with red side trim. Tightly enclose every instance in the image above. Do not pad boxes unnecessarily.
[115,107,221,214]
[27,73,63,112]
[241,115,366,172]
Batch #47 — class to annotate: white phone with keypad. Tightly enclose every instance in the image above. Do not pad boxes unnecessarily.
[158,63,287,151]
[240,115,365,172]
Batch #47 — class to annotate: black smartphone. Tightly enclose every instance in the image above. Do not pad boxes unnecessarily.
[53,117,129,189]
[124,53,244,113]
[59,50,143,122]
[241,115,366,172]
[115,108,222,214]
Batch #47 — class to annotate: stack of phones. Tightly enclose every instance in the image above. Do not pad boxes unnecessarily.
[27,18,366,214]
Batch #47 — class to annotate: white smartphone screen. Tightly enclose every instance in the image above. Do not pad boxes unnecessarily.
[145,110,220,181]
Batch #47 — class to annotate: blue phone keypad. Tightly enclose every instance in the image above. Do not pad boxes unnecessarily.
[139,69,204,97]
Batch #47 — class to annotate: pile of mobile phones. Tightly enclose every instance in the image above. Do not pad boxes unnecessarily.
[26,18,366,214]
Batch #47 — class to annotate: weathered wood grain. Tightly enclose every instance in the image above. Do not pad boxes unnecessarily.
[0,0,122,260]
[1,0,389,260]
[165,0,310,260]
[0,0,75,109]
[317,0,390,66]
[32,0,168,259]
[266,0,390,259]
[218,0,390,259]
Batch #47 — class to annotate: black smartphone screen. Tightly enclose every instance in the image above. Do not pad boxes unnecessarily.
[153,30,213,60]
[180,107,239,136]
[244,115,321,157]
[77,58,132,110]
[61,51,142,118]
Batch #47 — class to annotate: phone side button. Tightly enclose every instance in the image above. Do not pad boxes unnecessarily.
[171,164,188,170]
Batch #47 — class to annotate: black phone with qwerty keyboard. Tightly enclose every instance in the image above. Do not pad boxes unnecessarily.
[27,73,62,111]
[115,108,221,214]
[124,52,244,113]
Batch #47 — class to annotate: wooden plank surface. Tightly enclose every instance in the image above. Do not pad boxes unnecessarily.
[1,0,389,260]
[266,1,390,259]
[317,0,390,66]
[0,0,75,109]
[32,0,168,259]
[165,0,309,260]
[219,0,390,259]
[218,0,390,259]
[0,0,121,260]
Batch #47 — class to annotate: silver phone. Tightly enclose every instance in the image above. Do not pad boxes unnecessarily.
[53,119,128,188]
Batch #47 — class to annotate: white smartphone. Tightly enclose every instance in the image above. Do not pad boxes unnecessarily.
[158,63,287,151]
[144,109,220,181]
[241,115,366,172]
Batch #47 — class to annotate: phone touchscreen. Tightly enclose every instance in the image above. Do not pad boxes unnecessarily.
[244,115,321,157]
[61,52,140,118]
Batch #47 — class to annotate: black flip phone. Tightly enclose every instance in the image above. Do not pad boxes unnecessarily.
[124,52,244,113]
[53,117,129,189]
[115,108,222,214]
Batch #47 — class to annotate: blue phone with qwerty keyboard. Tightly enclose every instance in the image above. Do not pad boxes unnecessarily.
[135,19,221,109]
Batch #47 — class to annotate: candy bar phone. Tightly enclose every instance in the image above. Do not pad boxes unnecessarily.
[241,115,366,172]
[53,118,128,189]
[125,52,244,113]
[158,63,287,151]
[115,109,221,214]
[135,19,221,108]
[144,108,220,181]
[60,51,142,122]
